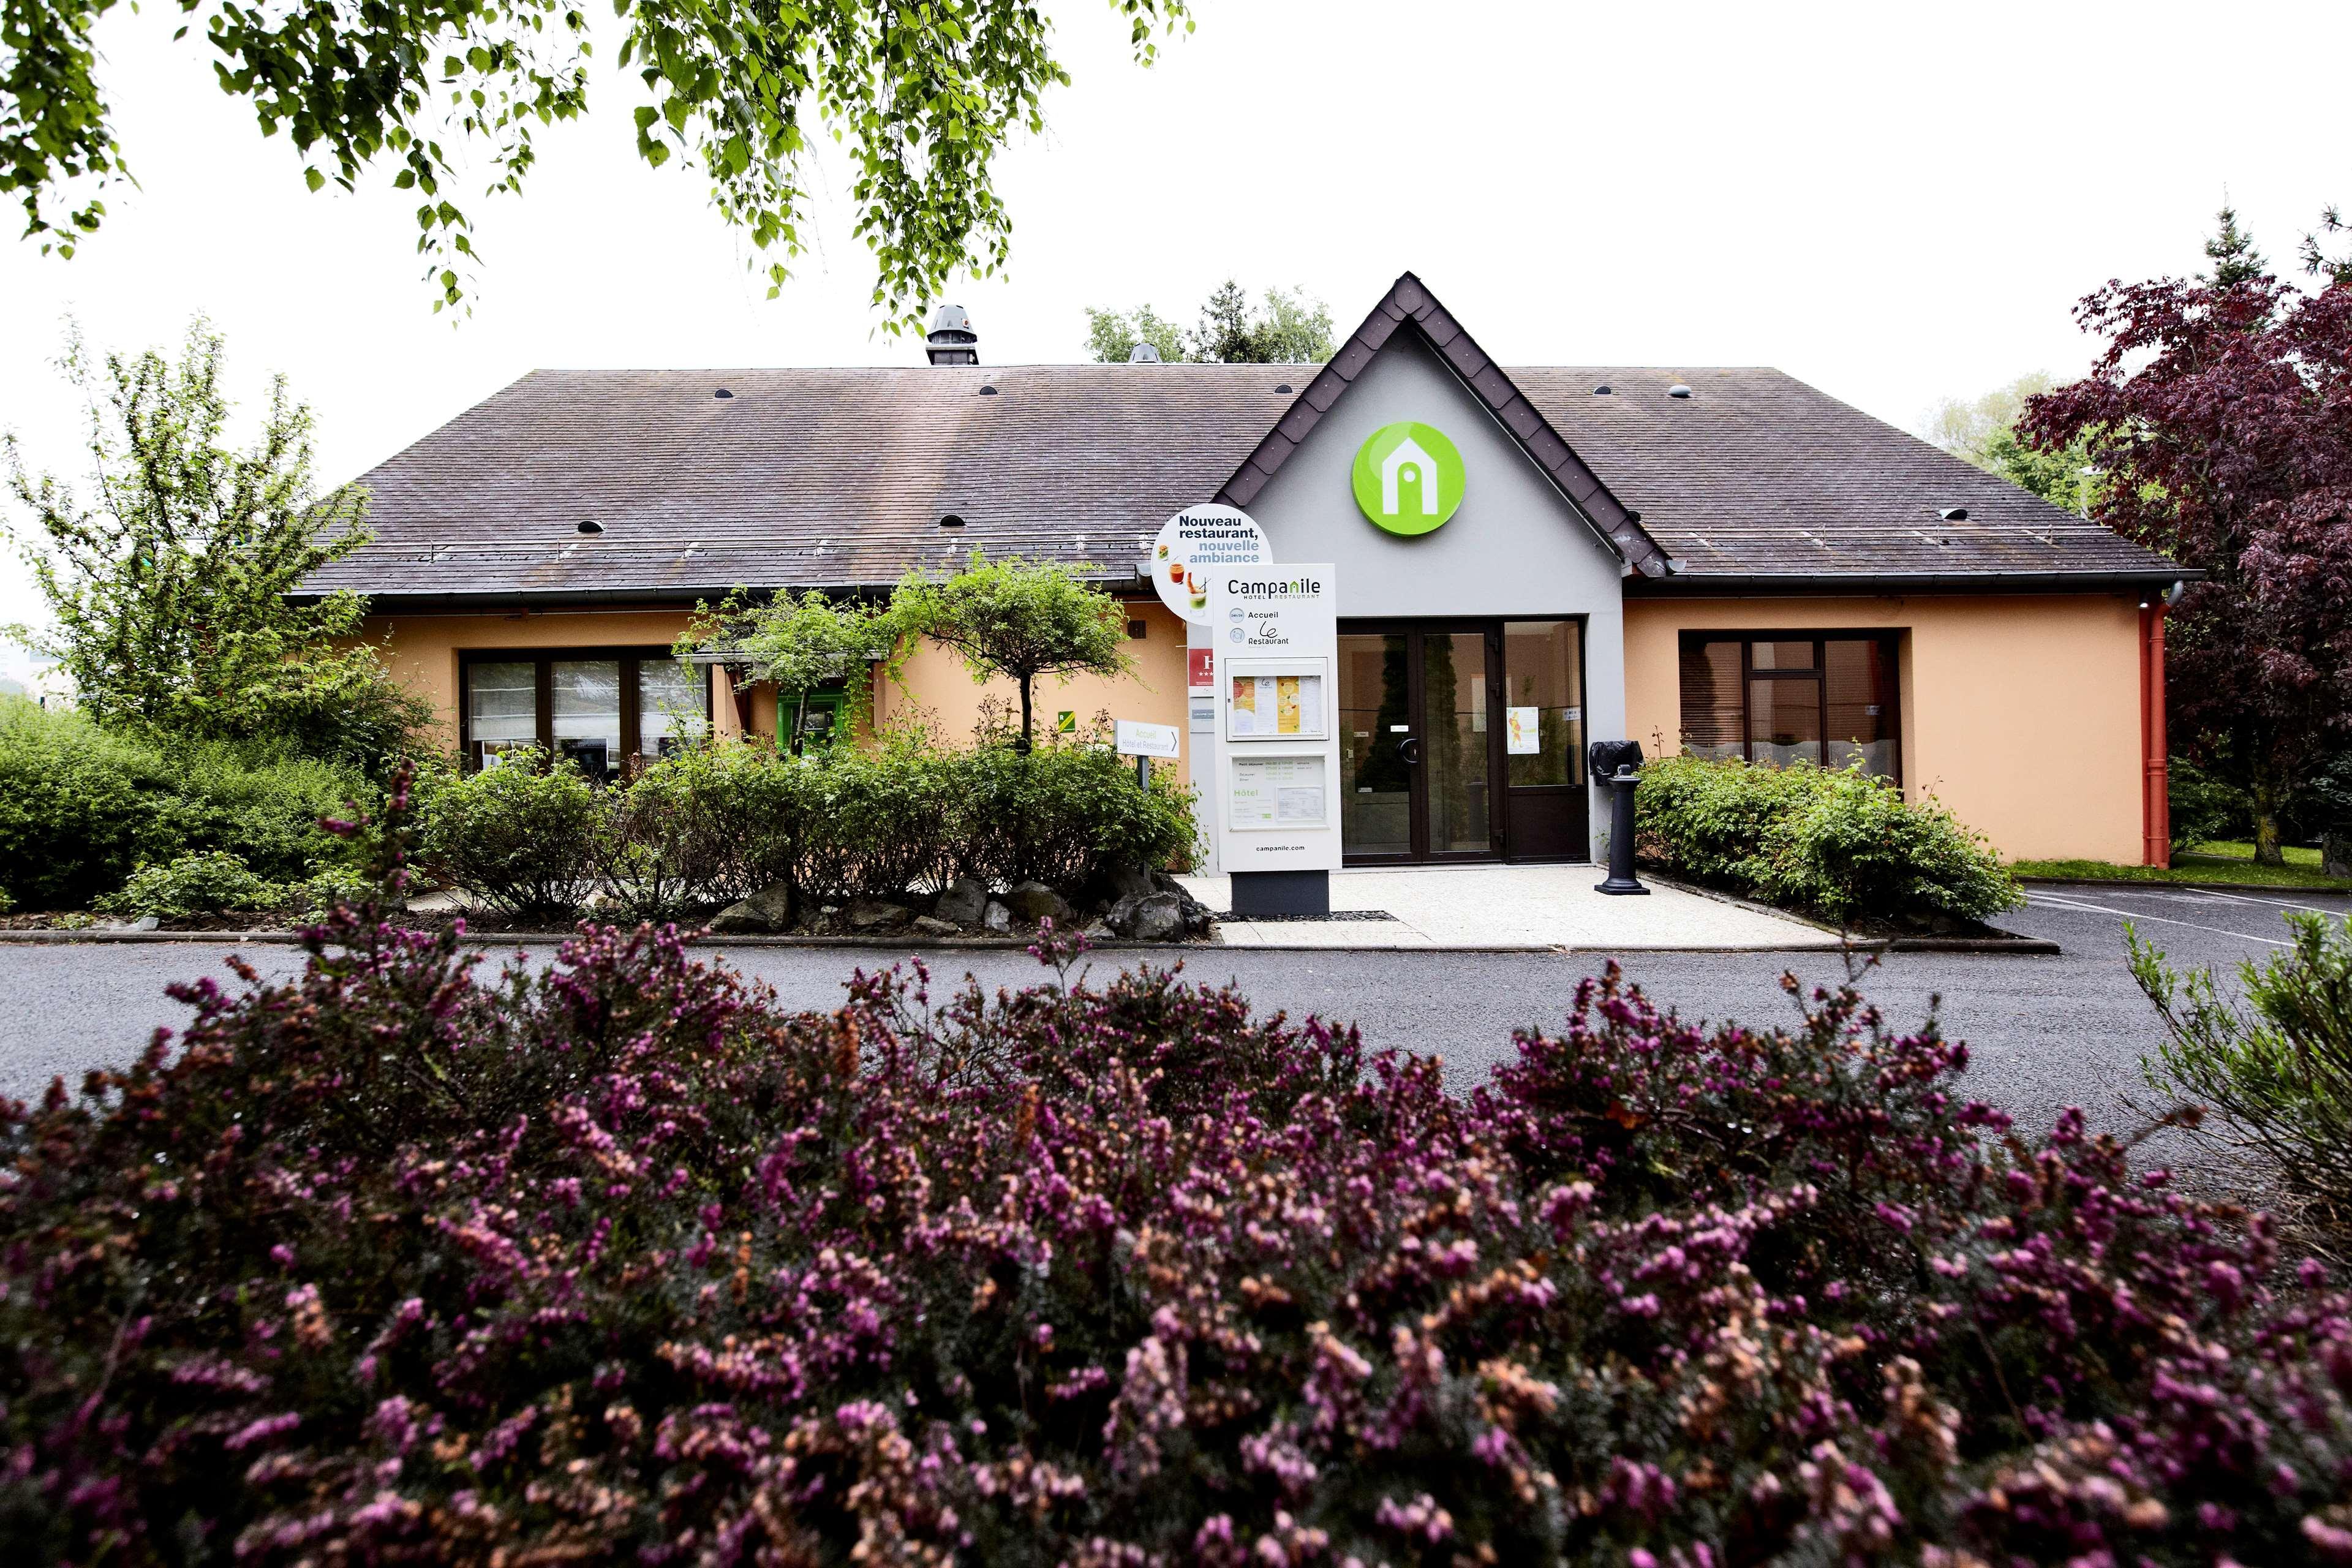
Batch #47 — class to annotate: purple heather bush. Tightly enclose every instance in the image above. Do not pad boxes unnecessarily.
[2,807,2350,1561]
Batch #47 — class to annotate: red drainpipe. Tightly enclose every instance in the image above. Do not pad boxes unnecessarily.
[2139,601,2170,867]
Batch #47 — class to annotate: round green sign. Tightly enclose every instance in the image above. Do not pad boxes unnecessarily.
[1351,421,1465,535]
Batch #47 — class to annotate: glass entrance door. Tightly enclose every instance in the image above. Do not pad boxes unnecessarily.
[1337,624,1500,862]
[1338,632,1411,858]
[1337,620,1589,864]
[1422,630,1494,856]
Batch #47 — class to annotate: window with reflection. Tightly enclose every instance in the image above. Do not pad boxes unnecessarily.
[1501,620,1586,788]
[1676,634,1900,782]
[461,651,711,778]
[551,661,622,782]
[466,661,538,770]
[638,659,708,759]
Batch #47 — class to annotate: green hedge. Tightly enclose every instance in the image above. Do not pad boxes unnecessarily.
[416,739,1197,921]
[0,698,377,909]
[1635,753,2021,924]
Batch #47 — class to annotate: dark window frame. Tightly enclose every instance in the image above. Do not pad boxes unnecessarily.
[1676,630,1903,785]
[458,646,711,776]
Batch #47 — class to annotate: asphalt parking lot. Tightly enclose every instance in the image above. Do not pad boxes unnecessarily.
[1,880,2340,1196]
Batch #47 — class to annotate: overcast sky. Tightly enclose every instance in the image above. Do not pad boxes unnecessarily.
[4,0,2348,683]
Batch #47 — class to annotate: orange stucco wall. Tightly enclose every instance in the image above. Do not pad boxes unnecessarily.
[1624,594,2146,864]
[364,599,1193,781]
[368,594,2140,863]
[869,600,1192,784]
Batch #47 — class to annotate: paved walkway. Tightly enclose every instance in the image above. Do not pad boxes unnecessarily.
[1180,864,1840,951]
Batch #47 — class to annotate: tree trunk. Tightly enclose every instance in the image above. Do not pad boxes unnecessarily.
[1016,676,1034,754]
[2248,774,2289,866]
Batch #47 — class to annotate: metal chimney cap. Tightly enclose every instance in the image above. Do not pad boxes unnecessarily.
[1127,341,1162,363]
[925,303,979,365]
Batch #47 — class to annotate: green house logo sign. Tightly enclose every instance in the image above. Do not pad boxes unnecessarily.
[1351,421,1464,535]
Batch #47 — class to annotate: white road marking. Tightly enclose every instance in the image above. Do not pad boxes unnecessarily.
[2025,891,2293,948]
[2173,886,2344,918]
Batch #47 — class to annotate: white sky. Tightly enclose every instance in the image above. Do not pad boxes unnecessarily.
[4,0,2349,684]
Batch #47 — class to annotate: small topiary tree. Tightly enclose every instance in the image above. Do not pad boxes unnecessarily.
[895,551,1131,752]
[677,587,905,752]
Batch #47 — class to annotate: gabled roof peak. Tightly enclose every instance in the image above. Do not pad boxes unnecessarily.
[1215,271,1671,577]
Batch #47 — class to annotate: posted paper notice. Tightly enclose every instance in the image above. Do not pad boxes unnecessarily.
[1227,674,1322,738]
[1231,756,1327,829]
[1506,706,1540,755]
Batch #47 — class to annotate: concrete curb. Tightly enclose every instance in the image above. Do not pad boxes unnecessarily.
[1642,873,1844,937]
[1643,873,2061,956]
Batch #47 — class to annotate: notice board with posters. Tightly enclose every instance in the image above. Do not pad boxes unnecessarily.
[1205,564,1340,875]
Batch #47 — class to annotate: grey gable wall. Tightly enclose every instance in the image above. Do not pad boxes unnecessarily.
[1243,329,1630,861]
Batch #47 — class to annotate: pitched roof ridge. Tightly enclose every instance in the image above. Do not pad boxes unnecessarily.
[1213,270,1672,578]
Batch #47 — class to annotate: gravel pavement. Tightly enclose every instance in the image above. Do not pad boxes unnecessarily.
[2,880,2342,1195]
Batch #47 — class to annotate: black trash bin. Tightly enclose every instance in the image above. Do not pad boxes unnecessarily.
[1586,741,1647,895]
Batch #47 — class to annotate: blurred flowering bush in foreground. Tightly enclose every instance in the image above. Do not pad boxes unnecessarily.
[2,898,2350,1563]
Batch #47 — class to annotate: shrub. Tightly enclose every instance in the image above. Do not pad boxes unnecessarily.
[793,738,967,902]
[1637,752,2021,924]
[416,740,1197,923]
[2169,753,2250,851]
[4,870,2350,1562]
[0,699,379,909]
[168,740,379,883]
[592,742,769,921]
[2138,911,2352,1223]
[0,697,192,907]
[96,850,285,918]
[958,738,1199,892]
[412,749,600,918]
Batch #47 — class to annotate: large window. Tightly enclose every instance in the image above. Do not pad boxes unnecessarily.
[461,650,710,782]
[1679,633,1900,781]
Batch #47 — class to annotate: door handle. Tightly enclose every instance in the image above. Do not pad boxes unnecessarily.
[1398,736,1422,766]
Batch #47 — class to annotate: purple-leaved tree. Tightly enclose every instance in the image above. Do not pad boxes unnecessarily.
[2023,211,2352,862]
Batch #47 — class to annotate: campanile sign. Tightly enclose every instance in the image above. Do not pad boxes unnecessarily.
[1207,563,1341,916]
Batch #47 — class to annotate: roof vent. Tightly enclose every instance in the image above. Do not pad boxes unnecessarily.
[1938,506,1969,522]
[925,303,979,366]
[1593,383,1612,395]
[1667,383,1693,399]
[1275,382,1294,394]
[939,513,967,529]
[712,388,734,400]
[576,519,604,535]
[1128,342,1161,363]
[978,383,998,396]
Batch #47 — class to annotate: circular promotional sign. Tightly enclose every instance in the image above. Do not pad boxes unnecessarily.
[1151,505,1268,624]
[1351,421,1465,536]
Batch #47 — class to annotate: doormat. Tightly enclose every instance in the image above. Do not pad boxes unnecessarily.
[1210,909,1398,923]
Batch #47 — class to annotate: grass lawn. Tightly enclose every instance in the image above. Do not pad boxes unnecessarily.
[2014,840,2351,892]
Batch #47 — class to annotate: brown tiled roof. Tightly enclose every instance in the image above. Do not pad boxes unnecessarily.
[312,365,1295,602]
[1521,367,2177,586]
[312,318,2179,605]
